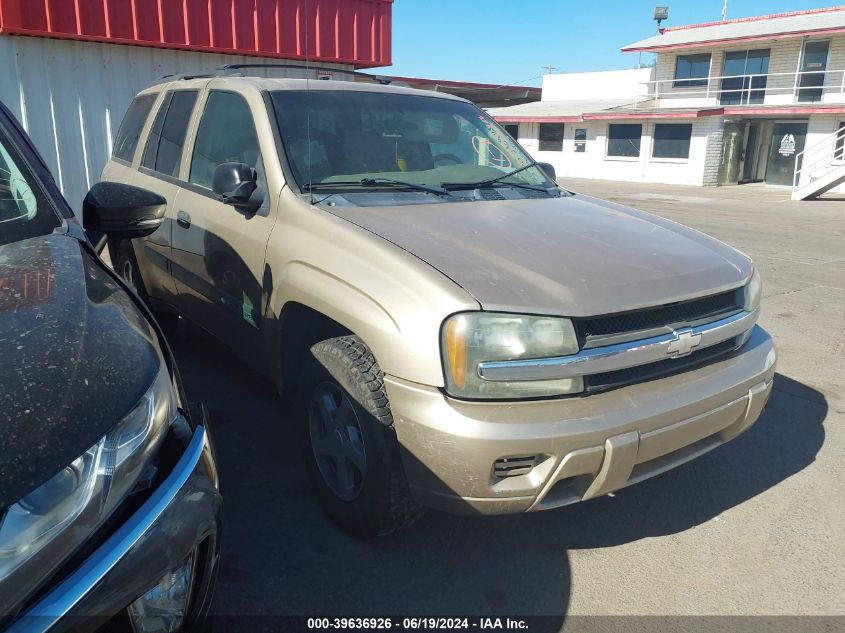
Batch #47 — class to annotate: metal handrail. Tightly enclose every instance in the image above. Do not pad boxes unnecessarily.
[792,125,845,191]
[634,69,845,107]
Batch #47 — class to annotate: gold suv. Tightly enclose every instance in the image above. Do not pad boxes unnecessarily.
[103,72,776,537]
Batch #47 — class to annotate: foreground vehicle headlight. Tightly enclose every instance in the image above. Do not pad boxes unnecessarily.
[743,268,762,312]
[442,312,582,399]
[0,364,176,580]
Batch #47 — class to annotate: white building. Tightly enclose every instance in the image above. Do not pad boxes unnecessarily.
[490,6,845,199]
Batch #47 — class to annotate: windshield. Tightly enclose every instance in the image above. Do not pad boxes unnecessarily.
[269,90,551,192]
[0,122,61,246]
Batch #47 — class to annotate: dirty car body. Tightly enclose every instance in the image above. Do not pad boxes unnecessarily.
[102,75,775,533]
[0,100,220,630]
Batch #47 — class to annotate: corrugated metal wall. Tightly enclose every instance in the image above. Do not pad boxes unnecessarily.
[0,0,392,68]
[0,35,351,213]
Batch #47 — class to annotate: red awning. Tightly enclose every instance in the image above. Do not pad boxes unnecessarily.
[0,0,392,68]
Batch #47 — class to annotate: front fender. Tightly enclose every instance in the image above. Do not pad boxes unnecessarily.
[270,261,445,387]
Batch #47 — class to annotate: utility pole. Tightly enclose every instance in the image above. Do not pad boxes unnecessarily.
[542,64,557,75]
[722,0,728,20]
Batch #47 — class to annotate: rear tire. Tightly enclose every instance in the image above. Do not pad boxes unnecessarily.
[113,241,179,334]
[298,335,421,538]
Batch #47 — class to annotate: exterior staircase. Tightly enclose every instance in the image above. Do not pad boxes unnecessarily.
[792,126,845,200]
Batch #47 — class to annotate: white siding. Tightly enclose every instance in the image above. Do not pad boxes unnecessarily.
[517,118,714,186]
[652,36,845,108]
[0,35,352,214]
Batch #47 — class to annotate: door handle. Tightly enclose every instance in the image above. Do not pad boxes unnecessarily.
[176,210,191,229]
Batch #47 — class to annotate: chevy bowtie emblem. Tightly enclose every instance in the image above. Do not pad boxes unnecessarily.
[667,328,702,357]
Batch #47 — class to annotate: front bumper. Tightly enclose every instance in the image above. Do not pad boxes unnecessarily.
[386,325,776,515]
[7,423,222,633]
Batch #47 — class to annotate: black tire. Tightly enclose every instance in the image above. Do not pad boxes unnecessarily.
[113,240,179,334]
[298,335,421,537]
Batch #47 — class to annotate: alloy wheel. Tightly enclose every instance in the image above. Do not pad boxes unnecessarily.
[308,381,367,501]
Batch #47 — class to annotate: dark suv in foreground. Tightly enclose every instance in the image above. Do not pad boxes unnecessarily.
[0,100,220,631]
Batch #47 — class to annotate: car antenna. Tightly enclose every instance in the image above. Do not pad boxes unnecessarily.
[305,0,314,203]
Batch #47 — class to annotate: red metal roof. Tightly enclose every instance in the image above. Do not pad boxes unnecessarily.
[0,0,392,68]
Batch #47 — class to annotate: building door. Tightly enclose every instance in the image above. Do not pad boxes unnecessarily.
[718,121,744,185]
[796,40,829,103]
[741,122,762,182]
[765,122,807,186]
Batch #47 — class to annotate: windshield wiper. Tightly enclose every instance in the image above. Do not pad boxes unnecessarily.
[441,163,554,192]
[304,178,454,197]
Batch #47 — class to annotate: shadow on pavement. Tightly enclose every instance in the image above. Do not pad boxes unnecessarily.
[169,322,825,625]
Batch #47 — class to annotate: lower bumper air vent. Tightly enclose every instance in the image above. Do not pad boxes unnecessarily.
[494,456,537,478]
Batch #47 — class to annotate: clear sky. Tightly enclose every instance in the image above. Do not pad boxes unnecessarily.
[385,0,839,85]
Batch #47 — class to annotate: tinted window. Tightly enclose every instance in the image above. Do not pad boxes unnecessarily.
[673,54,711,88]
[503,124,519,140]
[652,123,692,159]
[538,123,564,151]
[113,94,156,162]
[190,92,260,189]
[607,124,642,158]
[142,91,198,177]
[0,125,61,246]
[720,49,770,105]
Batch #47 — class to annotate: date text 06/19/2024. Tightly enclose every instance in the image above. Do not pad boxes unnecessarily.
[307,618,530,630]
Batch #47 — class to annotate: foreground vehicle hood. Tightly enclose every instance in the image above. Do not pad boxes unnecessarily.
[0,234,159,509]
[327,193,751,316]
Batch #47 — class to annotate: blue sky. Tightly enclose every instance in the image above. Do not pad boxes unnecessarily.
[386,0,838,85]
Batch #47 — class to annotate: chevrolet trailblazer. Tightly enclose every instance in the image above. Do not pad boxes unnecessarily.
[101,69,775,537]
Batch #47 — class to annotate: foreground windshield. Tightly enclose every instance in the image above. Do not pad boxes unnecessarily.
[0,124,61,246]
[270,90,549,190]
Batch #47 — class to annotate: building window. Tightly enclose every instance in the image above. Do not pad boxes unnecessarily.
[797,40,830,103]
[113,93,156,162]
[538,123,564,151]
[607,124,642,158]
[652,123,693,159]
[720,49,770,105]
[503,124,519,140]
[574,128,587,152]
[673,53,711,88]
[142,90,199,177]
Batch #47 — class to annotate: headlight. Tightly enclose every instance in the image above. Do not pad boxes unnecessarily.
[0,363,176,580]
[743,268,762,312]
[442,312,582,399]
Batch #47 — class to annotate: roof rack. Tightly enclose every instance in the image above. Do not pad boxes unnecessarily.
[149,72,218,87]
[218,63,394,84]
[149,64,396,88]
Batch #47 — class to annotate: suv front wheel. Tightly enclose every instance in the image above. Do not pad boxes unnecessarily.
[298,336,421,537]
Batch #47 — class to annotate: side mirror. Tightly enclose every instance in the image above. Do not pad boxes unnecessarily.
[537,162,557,183]
[83,182,166,241]
[212,162,261,211]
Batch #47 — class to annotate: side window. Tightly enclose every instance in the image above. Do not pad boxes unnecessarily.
[189,92,261,190]
[142,90,198,177]
[113,93,156,162]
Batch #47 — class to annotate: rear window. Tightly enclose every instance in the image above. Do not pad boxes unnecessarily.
[142,90,199,177]
[113,94,156,163]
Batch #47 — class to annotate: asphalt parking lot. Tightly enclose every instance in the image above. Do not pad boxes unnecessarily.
[164,180,844,626]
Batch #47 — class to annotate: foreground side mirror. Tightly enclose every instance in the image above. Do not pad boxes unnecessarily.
[213,162,261,211]
[537,162,557,183]
[83,182,166,241]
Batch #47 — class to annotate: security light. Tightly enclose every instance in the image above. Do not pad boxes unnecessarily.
[653,6,669,21]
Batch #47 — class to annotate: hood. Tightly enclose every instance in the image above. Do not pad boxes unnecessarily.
[326,193,752,316]
[0,234,159,510]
